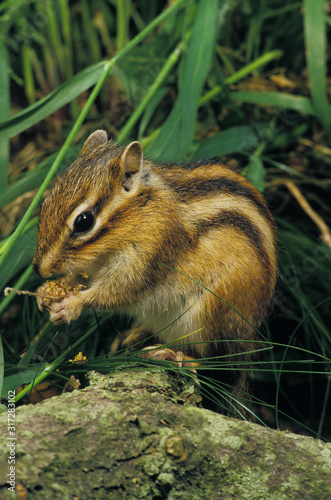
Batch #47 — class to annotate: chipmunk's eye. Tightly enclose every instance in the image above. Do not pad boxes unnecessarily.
[74,211,95,233]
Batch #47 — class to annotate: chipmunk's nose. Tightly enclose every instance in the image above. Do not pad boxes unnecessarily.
[32,256,52,278]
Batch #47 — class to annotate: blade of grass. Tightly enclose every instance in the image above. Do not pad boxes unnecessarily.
[117,37,185,143]
[199,50,283,106]
[147,66,314,152]
[0,0,191,270]
[230,90,331,120]
[193,125,259,159]
[317,373,331,438]
[303,0,330,136]
[267,123,309,150]
[94,4,115,56]
[81,0,102,62]
[40,31,59,90]
[245,2,264,62]
[59,0,73,78]
[116,0,130,51]
[137,87,169,140]
[0,61,106,141]
[22,44,36,105]
[244,118,280,191]
[28,47,51,95]
[0,37,9,192]
[45,0,68,80]
[147,0,220,161]
[244,156,265,192]
[193,119,304,161]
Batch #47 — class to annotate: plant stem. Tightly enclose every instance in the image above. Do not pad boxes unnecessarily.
[117,37,185,142]
[199,50,283,106]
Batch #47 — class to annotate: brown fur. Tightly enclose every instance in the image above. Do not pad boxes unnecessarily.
[33,130,277,415]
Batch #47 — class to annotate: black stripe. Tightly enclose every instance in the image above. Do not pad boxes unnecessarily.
[168,177,273,225]
[158,158,224,171]
[137,210,273,296]
[179,159,229,170]
[196,210,268,265]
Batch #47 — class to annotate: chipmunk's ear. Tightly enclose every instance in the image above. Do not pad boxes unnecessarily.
[80,130,108,154]
[121,141,143,192]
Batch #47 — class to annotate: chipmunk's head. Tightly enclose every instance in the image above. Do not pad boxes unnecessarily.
[32,130,144,278]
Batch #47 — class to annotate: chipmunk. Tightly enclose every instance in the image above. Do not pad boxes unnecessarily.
[32,130,277,412]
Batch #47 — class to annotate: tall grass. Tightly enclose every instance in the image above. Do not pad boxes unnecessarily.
[0,0,330,437]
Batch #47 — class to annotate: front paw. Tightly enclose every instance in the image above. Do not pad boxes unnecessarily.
[36,277,74,312]
[48,293,83,324]
[36,278,84,324]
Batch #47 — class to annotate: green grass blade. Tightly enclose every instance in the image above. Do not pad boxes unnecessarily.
[22,44,36,105]
[193,125,259,159]
[244,156,265,192]
[81,0,102,62]
[59,0,73,78]
[148,0,220,161]
[0,61,106,141]
[193,120,304,162]
[117,39,184,143]
[116,0,130,51]
[199,50,283,106]
[303,0,330,136]
[45,0,68,79]
[231,90,331,120]
[0,38,9,192]
[137,87,169,140]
